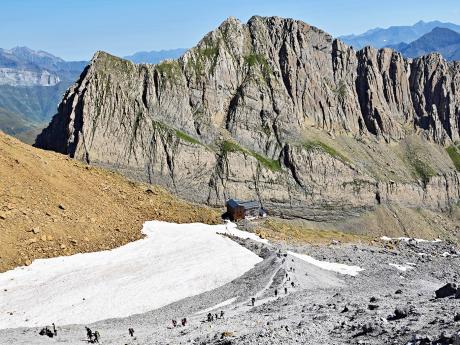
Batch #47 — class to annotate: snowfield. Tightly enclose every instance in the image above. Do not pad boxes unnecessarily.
[0,221,262,329]
[287,251,364,276]
[380,236,442,243]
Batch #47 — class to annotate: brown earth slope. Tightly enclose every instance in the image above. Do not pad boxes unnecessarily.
[0,131,220,272]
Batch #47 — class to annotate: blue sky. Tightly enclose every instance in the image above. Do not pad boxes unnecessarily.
[1,0,459,60]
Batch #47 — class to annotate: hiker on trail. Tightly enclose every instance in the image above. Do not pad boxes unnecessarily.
[215,313,219,320]
[220,310,225,318]
[52,323,57,336]
[39,327,53,337]
[251,297,255,306]
[172,319,177,327]
[207,313,212,322]
[291,281,295,288]
[284,287,288,294]
[93,330,100,343]
[128,328,134,337]
[275,289,278,297]
[181,318,187,326]
[85,327,93,342]
[285,273,288,278]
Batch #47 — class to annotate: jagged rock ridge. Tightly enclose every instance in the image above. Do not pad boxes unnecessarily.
[35,16,460,220]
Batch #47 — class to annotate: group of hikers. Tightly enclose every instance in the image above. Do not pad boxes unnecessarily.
[38,323,57,338]
[171,317,187,327]
[38,254,298,342]
[207,310,225,322]
[85,327,100,343]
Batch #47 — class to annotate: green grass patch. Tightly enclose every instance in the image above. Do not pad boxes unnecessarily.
[244,53,272,77]
[409,156,436,184]
[446,145,460,171]
[302,140,350,163]
[174,129,202,145]
[156,60,182,82]
[257,219,371,244]
[220,140,281,172]
[188,38,220,77]
[152,120,204,147]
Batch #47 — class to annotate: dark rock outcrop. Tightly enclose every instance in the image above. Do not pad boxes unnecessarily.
[435,283,458,298]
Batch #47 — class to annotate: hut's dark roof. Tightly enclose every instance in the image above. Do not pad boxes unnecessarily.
[226,199,260,209]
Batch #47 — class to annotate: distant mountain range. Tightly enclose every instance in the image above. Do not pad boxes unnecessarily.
[0,47,186,143]
[123,48,187,64]
[340,20,460,49]
[0,47,87,143]
[388,27,460,61]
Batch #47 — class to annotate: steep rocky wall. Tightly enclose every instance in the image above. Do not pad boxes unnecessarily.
[35,16,460,220]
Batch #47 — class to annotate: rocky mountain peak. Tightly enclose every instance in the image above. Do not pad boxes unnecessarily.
[35,16,460,220]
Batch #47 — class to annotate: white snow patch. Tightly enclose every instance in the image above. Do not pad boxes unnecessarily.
[287,251,364,276]
[441,252,458,257]
[380,236,441,243]
[219,221,269,244]
[389,263,414,272]
[195,297,237,315]
[0,221,262,329]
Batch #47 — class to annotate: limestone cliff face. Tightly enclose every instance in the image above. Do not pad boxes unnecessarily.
[0,68,60,86]
[35,16,460,220]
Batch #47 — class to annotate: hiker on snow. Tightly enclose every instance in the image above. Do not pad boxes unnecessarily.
[128,328,134,337]
[85,327,93,342]
[251,297,255,306]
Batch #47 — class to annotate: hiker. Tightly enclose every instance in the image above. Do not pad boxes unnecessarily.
[275,289,278,297]
[251,297,255,306]
[207,313,212,322]
[85,327,93,342]
[39,327,53,337]
[93,331,100,343]
[45,327,54,338]
[220,310,225,318]
[215,313,219,320]
[52,323,57,336]
[128,328,134,337]
[181,318,187,326]
[291,281,295,288]
[172,319,177,327]
[284,287,288,294]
